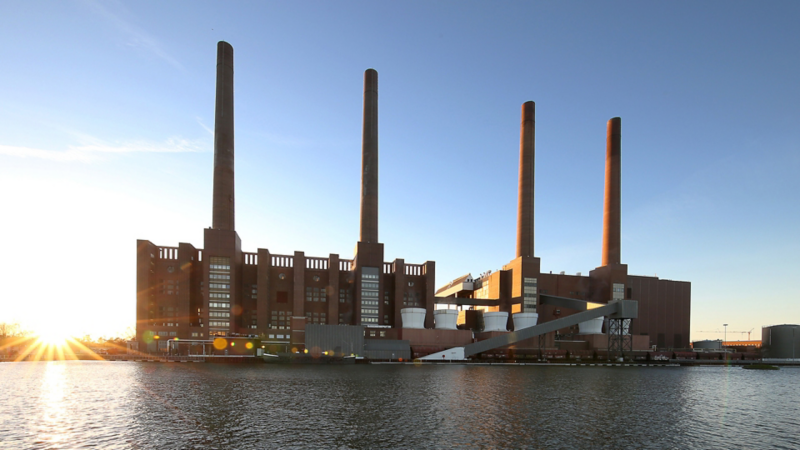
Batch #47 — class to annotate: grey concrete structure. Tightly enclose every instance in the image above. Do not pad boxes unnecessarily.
[212,41,235,231]
[360,69,379,244]
[516,101,535,258]
[762,324,800,358]
[364,339,411,360]
[305,324,365,357]
[602,117,621,266]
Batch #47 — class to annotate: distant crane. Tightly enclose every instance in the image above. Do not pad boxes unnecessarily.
[698,328,755,340]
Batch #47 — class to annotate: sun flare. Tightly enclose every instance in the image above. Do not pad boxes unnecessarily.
[35,325,73,348]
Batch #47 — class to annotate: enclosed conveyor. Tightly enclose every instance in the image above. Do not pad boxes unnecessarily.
[419,297,637,360]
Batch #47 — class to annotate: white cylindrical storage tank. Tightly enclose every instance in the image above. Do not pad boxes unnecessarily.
[579,317,604,334]
[434,310,458,330]
[513,312,539,330]
[484,312,509,332]
[401,307,426,329]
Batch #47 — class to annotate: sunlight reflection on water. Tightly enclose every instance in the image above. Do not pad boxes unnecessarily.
[0,362,798,449]
[37,362,68,447]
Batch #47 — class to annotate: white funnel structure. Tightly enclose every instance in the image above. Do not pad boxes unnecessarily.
[401,307,426,329]
[434,310,458,330]
[483,312,509,332]
[513,312,539,330]
[579,317,604,334]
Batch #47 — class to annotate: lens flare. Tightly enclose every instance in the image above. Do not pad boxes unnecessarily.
[213,338,227,350]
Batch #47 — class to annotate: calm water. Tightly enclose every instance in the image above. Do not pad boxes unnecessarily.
[1,362,798,449]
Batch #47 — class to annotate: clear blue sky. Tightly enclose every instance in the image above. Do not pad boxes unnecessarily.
[1,1,798,340]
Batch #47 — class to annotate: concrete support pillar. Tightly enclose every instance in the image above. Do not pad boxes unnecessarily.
[516,101,535,258]
[360,69,379,244]
[602,117,621,266]
[212,41,235,231]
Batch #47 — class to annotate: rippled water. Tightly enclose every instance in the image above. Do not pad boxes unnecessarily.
[1,362,798,449]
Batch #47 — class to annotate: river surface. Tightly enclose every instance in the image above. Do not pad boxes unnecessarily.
[0,361,798,449]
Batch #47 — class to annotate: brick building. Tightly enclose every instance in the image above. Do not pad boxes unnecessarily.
[136,41,690,354]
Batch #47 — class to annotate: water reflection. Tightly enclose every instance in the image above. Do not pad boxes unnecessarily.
[37,362,69,447]
[1,362,799,449]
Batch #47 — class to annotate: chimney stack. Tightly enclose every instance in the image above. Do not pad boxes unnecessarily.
[359,69,379,243]
[602,117,621,266]
[516,101,535,258]
[212,41,235,231]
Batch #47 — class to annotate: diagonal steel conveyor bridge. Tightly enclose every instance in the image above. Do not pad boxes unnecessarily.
[421,296,638,360]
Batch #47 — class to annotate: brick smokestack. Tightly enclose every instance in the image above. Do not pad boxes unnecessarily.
[360,69,378,243]
[212,41,235,231]
[602,117,621,266]
[516,101,535,258]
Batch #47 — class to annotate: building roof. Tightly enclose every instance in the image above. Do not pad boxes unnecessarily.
[436,273,473,295]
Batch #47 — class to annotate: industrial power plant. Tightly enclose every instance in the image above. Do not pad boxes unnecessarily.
[136,41,693,362]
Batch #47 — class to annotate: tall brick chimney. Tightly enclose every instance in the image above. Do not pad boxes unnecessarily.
[212,41,235,231]
[602,117,621,266]
[516,101,535,258]
[360,69,379,243]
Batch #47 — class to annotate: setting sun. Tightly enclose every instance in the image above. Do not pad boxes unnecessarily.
[34,322,73,348]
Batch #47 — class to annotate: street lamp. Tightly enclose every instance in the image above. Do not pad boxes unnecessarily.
[723,324,728,351]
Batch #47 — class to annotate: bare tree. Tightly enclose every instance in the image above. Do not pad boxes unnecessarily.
[0,322,21,338]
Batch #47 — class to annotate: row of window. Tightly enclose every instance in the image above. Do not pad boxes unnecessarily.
[209,321,230,327]
[306,287,327,302]
[210,293,230,299]
[209,261,231,270]
[209,283,230,289]
[524,278,538,309]
[271,310,292,329]
[305,312,327,324]
[209,302,230,309]
[209,312,230,318]
[403,291,422,307]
